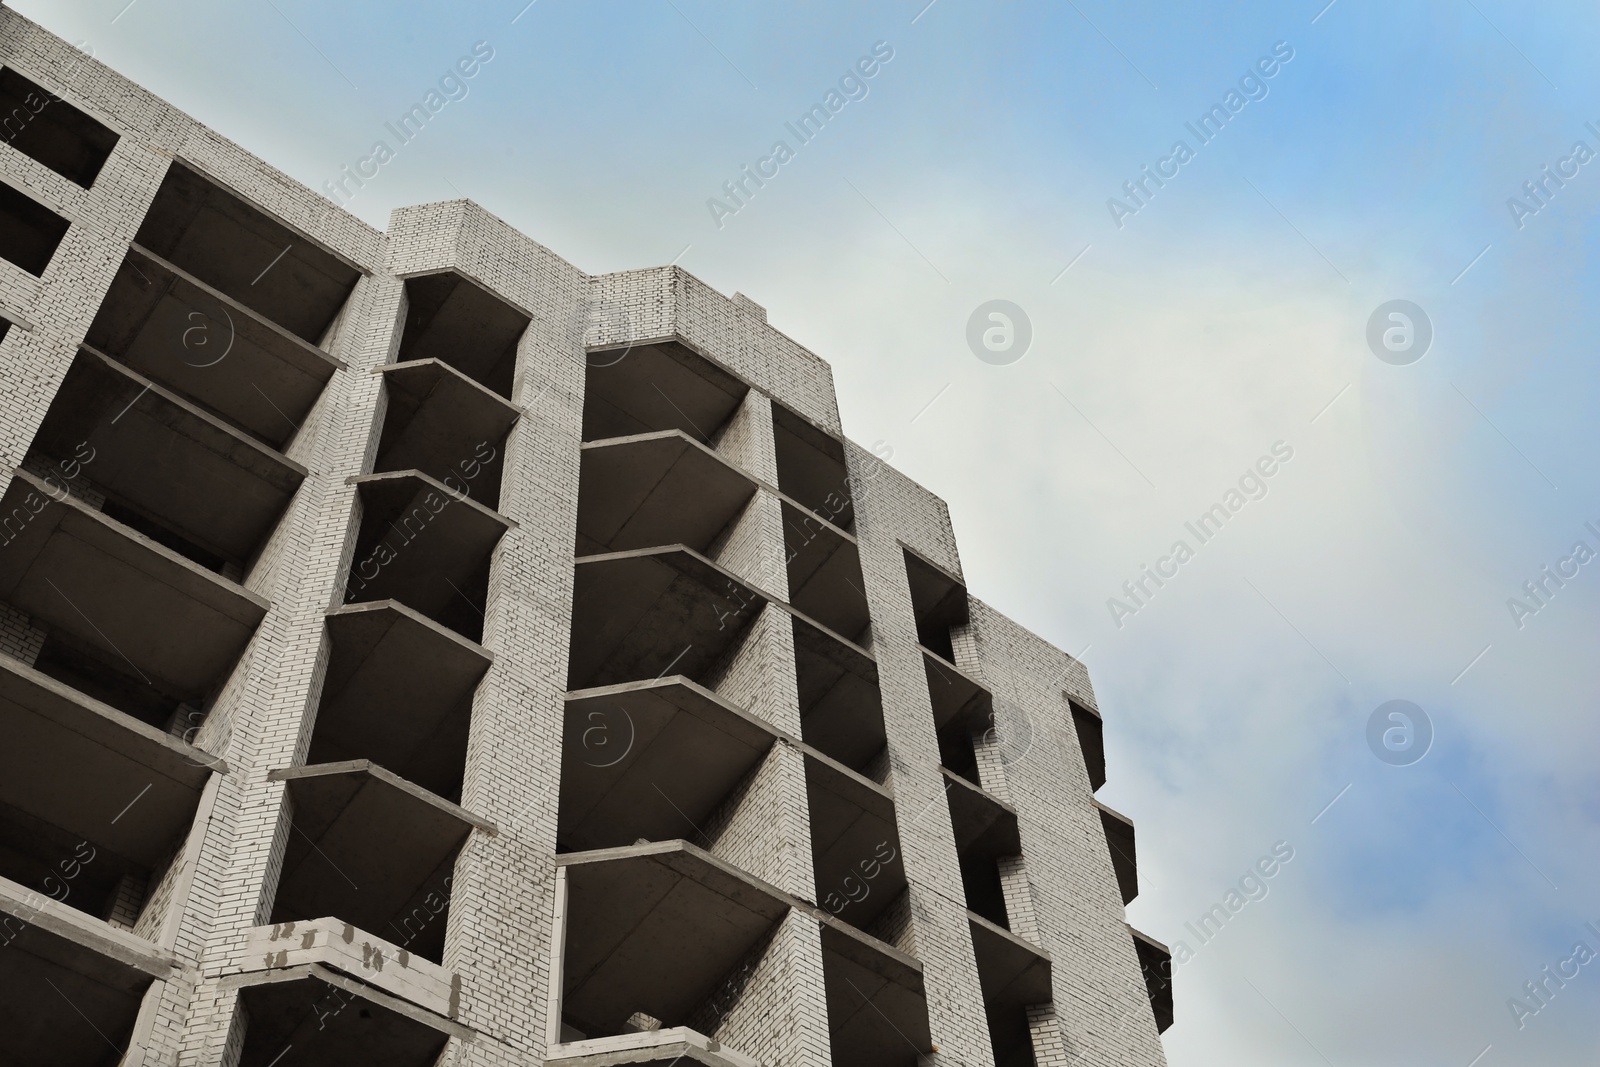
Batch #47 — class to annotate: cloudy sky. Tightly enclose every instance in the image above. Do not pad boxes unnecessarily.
[22,0,1600,1062]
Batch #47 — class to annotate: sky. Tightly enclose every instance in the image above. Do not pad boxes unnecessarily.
[19,0,1600,1063]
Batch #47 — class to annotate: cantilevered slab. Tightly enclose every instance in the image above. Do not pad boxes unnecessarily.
[582,340,748,443]
[547,1027,762,1067]
[804,748,905,931]
[396,272,530,398]
[943,769,1021,858]
[791,614,884,774]
[0,653,221,869]
[772,403,853,531]
[577,430,756,555]
[1096,801,1138,905]
[818,919,932,1067]
[782,500,870,644]
[230,963,470,1067]
[309,601,491,800]
[560,677,778,851]
[569,546,766,689]
[922,646,993,733]
[85,245,343,448]
[269,761,495,962]
[557,840,791,1034]
[0,470,268,699]
[374,358,520,505]
[1130,926,1173,1032]
[0,876,177,1065]
[34,346,306,562]
[344,470,513,636]
[136,160,363,344]
[1071,698,1106,791]
[968,911,1053,1011]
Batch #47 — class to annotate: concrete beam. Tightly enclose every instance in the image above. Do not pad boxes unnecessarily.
[560,677,778,852]
[568,546,767,690]
[804,747,905,931]
[374,358,521,507]
[396,272,530,399]
[0,652,221,871]
[583,341,748,444]
[942,769,1021,858]
[781,500,869,645]
[344,469,514,639]
[85,245,343,449]
[135,160,363,344]
[1129,926,1173,1032]
[1094,801,1138,905]
[921,646,993,733]
[268,761,494,963]
[791,614,885,774]
[227,963,470,1067]
[578,430,757,555]
[967,911,1052,1011]
[35,345,306,563]
[309,601,490,802]
[0,470,268,699]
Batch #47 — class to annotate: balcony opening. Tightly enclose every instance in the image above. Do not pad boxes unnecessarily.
[31,631,183,731]
[0,180,68,275]
[1070,698,1106,791]
[902,548,966,662]
[0,67,118,186]
[772,402,852,531]
[583,340,748,444]
[395,272,529,400]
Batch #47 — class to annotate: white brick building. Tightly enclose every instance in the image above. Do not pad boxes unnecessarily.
[0,10,1171,1065]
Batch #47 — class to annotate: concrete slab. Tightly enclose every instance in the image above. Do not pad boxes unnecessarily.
[547,1027,761,1067]
[772,402,853,531]
[344,469,514,639]
[85,245,343,449]
[1095,801,1138,905]
[1071,698,1106,791]
[556,840,791,1035]
[804,748,905,931]
[781,500,870,644]
[560,677,777,851]
[229,963,469,1067]
[568,546,767,689]
[268,761,494,963]
[582,341,748,444]
[374,358,520,507]
[0,875,175,1066]
[0,470,269,699]
[1130,926,1173,1032]
[817,920,932,1067]
[967,911,1052,1011]
[943,769,1021,858]
[396,272,529,399]
[791,614,885,774]
[921,646,993,733]
[34,346,306,563]
[578,430,756,555]
[309,601,490,803]
[0,652,221,872]
[135,161,362,344]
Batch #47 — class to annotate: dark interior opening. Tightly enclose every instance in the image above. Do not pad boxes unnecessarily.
[0,67,119,187]
[960,852,1009,929]
[1070,699,1106,792]
[31,631,185,731]
[100,498,229,575]
[0,801,145,924]
[396,272,529,399]
[771,402,852,530]
[986,1003,1037,1067]
[0,180,68,276]
[938,724,981,786]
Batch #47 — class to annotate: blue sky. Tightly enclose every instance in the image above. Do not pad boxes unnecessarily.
[22,0,1600,1062]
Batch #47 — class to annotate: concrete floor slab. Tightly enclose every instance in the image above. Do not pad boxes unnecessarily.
[578,430,756,555]
[547,1027,761,1067]
[943,769,1021,858]
[1130,926,1173,1032]
[268,761,494,963]
[568,546,767,689]
[85,245,343,448]
[781,500,869,644]
[791,615,884,774]
[35,346,306,563]
[309,601,490,802]
[0,470,268,699]
[804,749,905,931]
[1095,801,1138,905]
[818,920,932,1067]
[374,358,520,507]
[560,677,778,851]
[582,341,748,443]
[968,911,1052,1011]
[921,646,994,733]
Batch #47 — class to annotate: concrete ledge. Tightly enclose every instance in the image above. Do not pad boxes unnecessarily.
[309,601,490,801]
[569,545,768,690]
[943,768,1021,858]
[921,645,993,733]
[968,910,1052,1012]
[0,652,221,869]
[268,761,494,963]
[791,613,885,774]
[85,244,343,448]
[227,962,470,1066]
[0,469,269,698]
[1129,925,1173,1032]
[804,747,906,932]
[560,676,778,852]
[578,430,757,555]
[374,358,520,505]
[547,1027,761,1067]
[781,499,869,644]
[236,919,459,1020]
[35,345,306,562]
[583,340,748,444]
[1095,800,1138,905]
